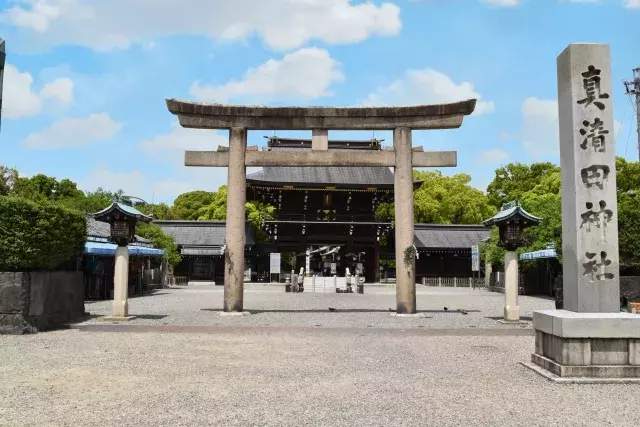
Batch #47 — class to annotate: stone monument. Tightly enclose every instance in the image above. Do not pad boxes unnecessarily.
[524,44,640,382]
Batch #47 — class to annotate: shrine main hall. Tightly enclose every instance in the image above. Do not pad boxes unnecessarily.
[158,136,489,284]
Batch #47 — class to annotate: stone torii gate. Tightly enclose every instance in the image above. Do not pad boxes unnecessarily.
[166,100,477,314]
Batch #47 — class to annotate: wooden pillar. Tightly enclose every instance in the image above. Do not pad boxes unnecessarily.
[373,243,381,283]
[224,127,247,312]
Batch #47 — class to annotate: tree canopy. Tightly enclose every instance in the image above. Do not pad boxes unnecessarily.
[486,162,558,209]
[483,158,640,274]
[196,185,276,242]
[0,167,179,263]
[376,171,496,224]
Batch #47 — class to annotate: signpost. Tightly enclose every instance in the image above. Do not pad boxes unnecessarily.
[331,263,337,275]
[471,245,479,289]
[269,253,281,282]
[471,245,479,271]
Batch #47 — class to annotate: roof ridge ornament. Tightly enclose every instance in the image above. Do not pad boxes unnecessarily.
[501,200,520,211]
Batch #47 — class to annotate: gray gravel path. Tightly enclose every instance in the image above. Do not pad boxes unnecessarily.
[4,287,629,427]
[80,286,554,329]
[1,327,638,427]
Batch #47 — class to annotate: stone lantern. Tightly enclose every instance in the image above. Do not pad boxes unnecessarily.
[483,201,540,323]
[93,201,151,321]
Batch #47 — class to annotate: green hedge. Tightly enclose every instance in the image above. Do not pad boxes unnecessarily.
[0,196,87,271]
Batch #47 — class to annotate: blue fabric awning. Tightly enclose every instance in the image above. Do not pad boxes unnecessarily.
[85,242,165,257]
[519,249,557,260]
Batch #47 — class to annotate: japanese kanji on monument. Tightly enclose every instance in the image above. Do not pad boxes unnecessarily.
[525,44,640,382]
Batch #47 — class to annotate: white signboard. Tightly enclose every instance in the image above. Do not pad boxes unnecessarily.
[356,263,363,275]
[305,252,310,273]
[471,245,480,272]
[330,263,336,274]
[270,253,281,275]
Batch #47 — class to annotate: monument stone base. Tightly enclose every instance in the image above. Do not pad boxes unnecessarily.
[526,310,640,382]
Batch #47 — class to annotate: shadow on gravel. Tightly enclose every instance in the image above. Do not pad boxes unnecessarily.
[486,316,533,322]
[133,314,169,320]
[200,309,481,314]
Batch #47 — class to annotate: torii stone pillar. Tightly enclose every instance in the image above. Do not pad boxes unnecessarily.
[165,100,477,313]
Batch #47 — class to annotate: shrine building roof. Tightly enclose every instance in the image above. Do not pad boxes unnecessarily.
[413,224,490,249]
[155,220,256,249]
[246,137,419,189]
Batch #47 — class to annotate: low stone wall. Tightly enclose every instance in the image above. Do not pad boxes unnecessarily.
[621,276,640,302]
[0,271,85,335]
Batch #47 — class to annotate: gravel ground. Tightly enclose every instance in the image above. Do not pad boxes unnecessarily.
[80,286,555,329]
[4,287,633,427]
[1,327,638,427]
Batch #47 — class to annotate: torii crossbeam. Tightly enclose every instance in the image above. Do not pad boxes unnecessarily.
[166,99,477,314]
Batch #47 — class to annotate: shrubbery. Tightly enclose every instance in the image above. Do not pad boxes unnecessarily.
[0,196,87,271]
[135,222,182,267]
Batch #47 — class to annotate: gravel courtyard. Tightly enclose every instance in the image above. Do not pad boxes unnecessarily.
[2,286,638,427]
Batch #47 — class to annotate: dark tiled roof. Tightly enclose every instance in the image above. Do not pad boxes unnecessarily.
[247,166,395,187]
[247,146,396,187]
[414,224,490,249]
[155,221,256,246]
[86,215,110,238]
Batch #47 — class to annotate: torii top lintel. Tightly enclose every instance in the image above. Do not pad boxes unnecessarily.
[165,99,477,131]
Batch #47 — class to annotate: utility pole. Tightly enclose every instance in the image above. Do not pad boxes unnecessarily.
[0,38,5,132]
[624,67,640,160]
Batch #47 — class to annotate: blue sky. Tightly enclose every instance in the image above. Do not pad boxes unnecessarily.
[0,0,638,204]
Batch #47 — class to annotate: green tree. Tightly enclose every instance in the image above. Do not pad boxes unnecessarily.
[171,190,217,220]
[483,165,562,268]
[617,157,640,273]
[197,185,276,242]
[135,222,182,267]
[375,171,496,224]
[0,166,18,196]
[135,202,175,220]
[196,186,228,220]
[0,196,87,271]
[486,162,558,209]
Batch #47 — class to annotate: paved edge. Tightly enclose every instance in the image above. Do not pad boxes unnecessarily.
[520,362,640,384]
[67,324,536,336]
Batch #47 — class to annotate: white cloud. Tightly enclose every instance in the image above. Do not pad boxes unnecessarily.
[21,113,124,149]
[78,164,232,204]
[625,0,640,8]
[363,68,495,116]
[520,97,559,158]
[190,48,344,103]
[140,121,230,165]
[3,64,74,119]
[477,148,510,163]
[80,166,148,197]
[2,0,401,52]
[515,97,621,159]
[39,77,73,108]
